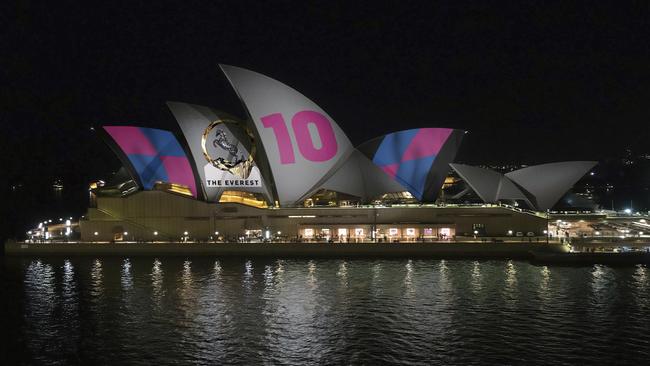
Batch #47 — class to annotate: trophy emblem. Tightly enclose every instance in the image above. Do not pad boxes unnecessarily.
[201,120,256,179]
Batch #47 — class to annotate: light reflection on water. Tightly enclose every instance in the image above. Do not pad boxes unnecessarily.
[121,258,133,291]
[6,258,650,365]
[150,258,164,306]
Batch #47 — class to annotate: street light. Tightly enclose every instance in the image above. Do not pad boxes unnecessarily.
[94,231,98,236]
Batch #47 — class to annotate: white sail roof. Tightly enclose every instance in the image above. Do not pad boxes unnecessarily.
[220,64,354,206]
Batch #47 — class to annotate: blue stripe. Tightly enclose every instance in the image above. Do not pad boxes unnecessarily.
[394,155,437,200]
[372,129,420,166]
[128,154,169,189]
[138,128,186,157]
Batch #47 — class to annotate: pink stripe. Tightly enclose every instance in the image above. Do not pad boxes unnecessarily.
[103,126,157,156]
[401,128,453,162]
[381,163,400,179]
[160,156,197,197]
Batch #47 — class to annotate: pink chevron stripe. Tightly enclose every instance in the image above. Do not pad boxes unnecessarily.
[401,128,453,162]
[160,156,197,197]
[381,163,400,179]
[104,126,157,156]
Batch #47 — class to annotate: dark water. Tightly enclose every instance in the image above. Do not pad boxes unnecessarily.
[1,257,649,365]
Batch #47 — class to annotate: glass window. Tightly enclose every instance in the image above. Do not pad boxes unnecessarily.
[304,228,314,238]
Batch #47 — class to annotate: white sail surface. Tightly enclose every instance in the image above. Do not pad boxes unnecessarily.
[220,65,354,206]
[167,101,273,203]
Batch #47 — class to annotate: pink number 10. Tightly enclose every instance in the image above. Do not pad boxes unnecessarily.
[261,110,338,164]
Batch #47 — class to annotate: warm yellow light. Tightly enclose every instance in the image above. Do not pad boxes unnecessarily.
[153,182,193,197]
[219,190,268,208]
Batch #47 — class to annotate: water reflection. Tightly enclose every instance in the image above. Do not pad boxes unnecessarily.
[538,266,551,305]
[590,264,608,301]
[150,258,164,305]
[179,260,194,296]
[263,260,326,364]
[243,260,254,292]
[503,260,518,308]
[505,260,517,287]
[263,264,274,289]
[438,259,451,292]
[404,259,415,296]
[307,260,317,290]
[274,259,286,287]
[91,259,104,300]
[24,260,59,361]
[62,260,77,301]
[470,261,482,293]
[633,265,648,308]
[6,258,650,365]
[337,261,348,288]
[121,259,133,291]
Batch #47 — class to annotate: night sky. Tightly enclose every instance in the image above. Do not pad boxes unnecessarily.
[2,2,649,237]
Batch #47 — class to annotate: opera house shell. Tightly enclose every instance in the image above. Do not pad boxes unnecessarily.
[83,65,596,242]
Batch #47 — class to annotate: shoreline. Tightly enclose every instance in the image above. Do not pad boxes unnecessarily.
[5,240,567,259]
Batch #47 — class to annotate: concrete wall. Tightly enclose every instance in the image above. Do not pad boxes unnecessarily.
[80,191,548,242]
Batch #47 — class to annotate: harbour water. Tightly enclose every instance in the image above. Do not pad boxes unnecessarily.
[1,257,649,365]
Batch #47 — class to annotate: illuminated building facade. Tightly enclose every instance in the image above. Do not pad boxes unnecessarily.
[80,65,594,242]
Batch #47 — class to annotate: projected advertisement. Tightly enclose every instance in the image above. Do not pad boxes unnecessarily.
[200,119,262,188]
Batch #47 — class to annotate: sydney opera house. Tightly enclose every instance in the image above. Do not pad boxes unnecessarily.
[80,65,596,243]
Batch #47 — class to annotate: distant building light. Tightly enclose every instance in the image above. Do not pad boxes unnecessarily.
[123,232,128,236]
[94,232,99,236]
[183,231,189,236]
[624,209,632,214]
[507,230,513,235]
[595,231,600,235]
